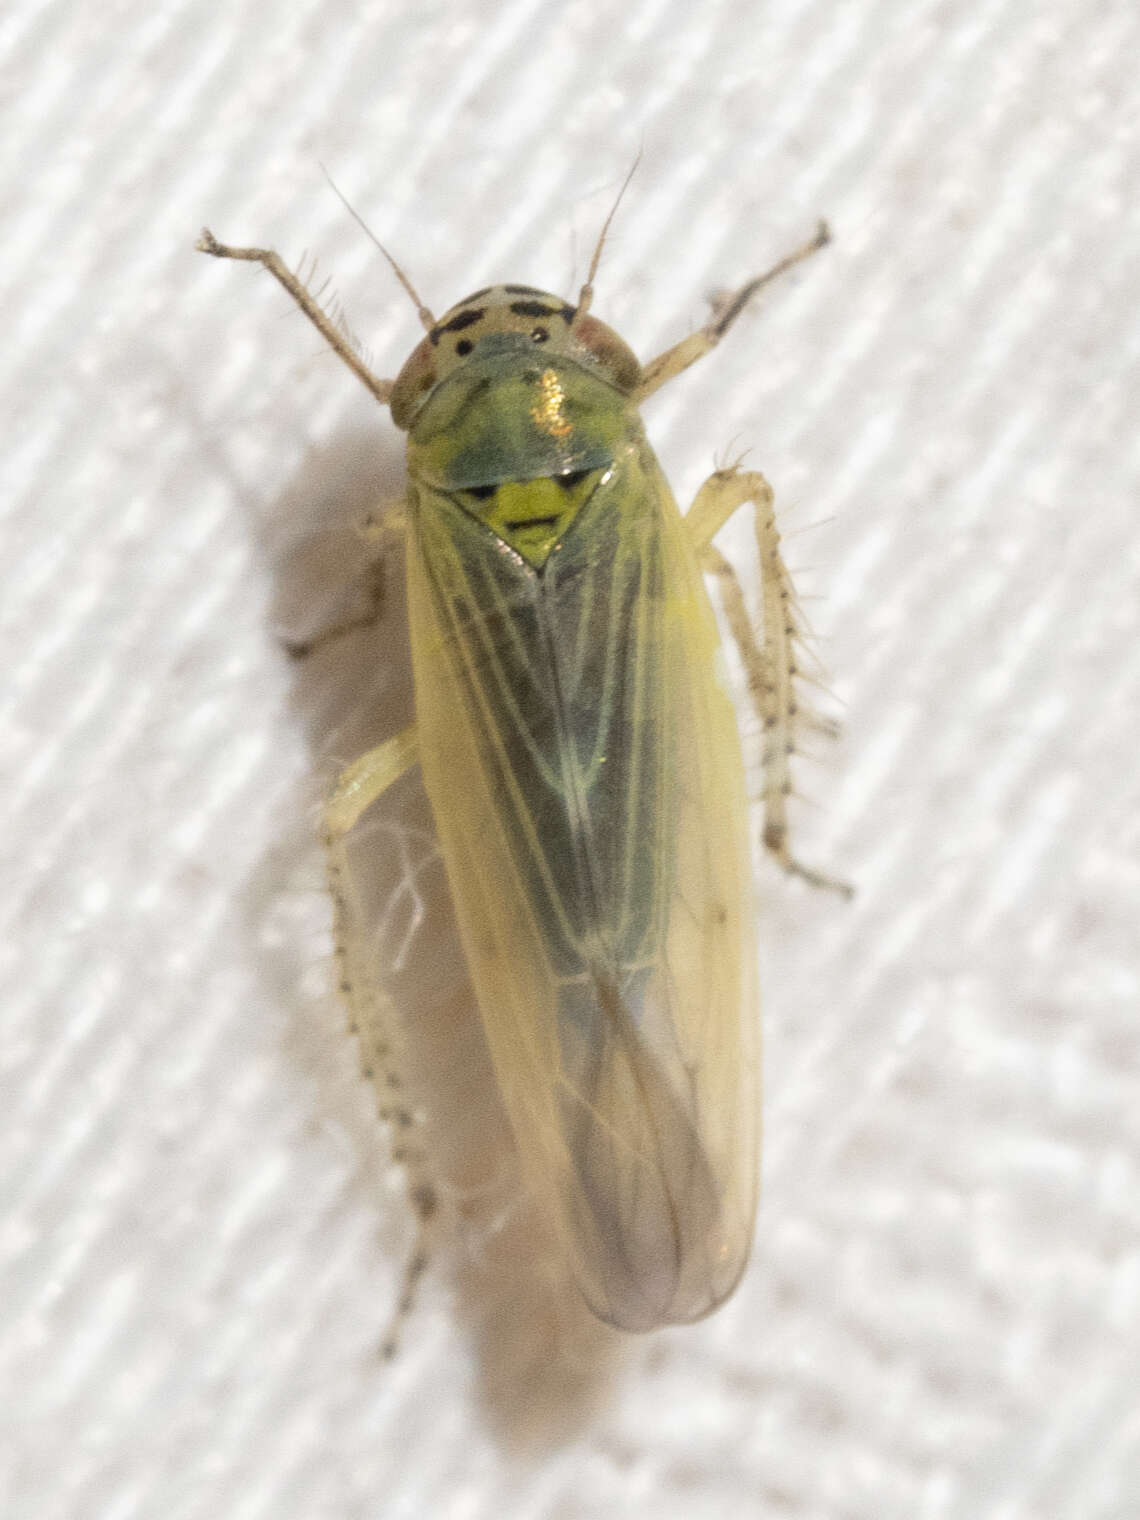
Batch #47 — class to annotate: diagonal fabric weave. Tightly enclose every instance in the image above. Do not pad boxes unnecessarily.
[3,1,1138,1515]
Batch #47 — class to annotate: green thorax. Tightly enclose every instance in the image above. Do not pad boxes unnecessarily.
[407,337,634,567]
[391,281,643,570]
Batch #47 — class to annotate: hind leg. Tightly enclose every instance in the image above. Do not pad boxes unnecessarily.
[685,467,850,896]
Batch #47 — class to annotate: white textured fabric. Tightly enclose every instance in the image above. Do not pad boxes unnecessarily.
[4,1,1139,1515]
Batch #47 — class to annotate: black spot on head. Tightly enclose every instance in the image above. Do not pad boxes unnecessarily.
[504,284,546,295]
[509,299,560,319]
[456,339,473,356]
[465,484,497,501]
[430,305,485,345]
[440,308,483,332]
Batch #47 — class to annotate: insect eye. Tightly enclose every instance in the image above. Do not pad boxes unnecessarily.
[557,468,592,489]
[456,339,474,357]
[465,484,497,501]
[530,326,549,343]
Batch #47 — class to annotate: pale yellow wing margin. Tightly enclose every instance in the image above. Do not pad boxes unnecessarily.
[405,432,757,1332]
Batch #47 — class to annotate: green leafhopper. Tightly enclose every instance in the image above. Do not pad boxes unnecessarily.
[198,177,844,1342]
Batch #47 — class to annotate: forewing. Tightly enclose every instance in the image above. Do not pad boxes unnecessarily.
[406,435,757,1330]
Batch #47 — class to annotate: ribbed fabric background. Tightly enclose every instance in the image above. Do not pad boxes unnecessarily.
[3,2,1138,1515]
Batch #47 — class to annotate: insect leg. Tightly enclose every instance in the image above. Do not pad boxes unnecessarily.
[635,222,829,402]
[686,469,851,896]
[196,229,396,407]
[326,725,420,836]
[323,725,439,1355]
